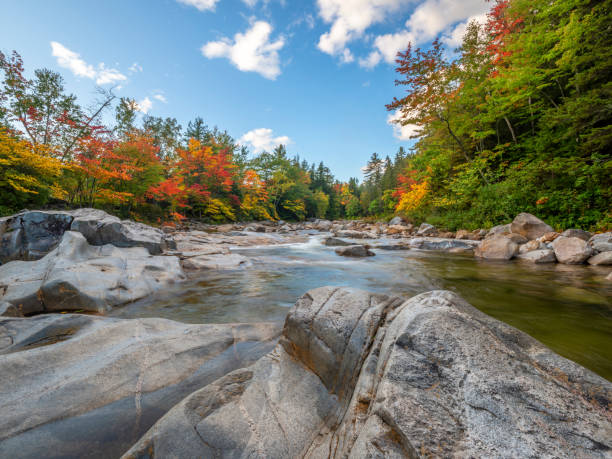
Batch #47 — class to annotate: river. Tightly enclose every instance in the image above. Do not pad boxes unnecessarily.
[109,234,612,381]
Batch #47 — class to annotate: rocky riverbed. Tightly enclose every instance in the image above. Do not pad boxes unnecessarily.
[0,209,610,458]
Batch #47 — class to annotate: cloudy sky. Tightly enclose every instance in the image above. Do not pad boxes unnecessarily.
[1,0,489,180]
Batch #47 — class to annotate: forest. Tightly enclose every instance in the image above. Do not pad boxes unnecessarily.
[1,0,610,230]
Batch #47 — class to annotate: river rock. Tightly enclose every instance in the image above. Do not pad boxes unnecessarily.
[0,231,184,315]
[0,301,21,317]
[516,249,557,263]
[0,210,73,263]
[487,223,511,237]
[539,231,560,243]
[552,236,592,264]
[474,235,518,260]
[124,287,612,459]
[323,237,353,246]
[335,230,377,239]
[455,229,471,239]
[587,251,612,266]
[416,222,436,236]
[0,314,280,459]
[507,233,529,245]
[589,232,612,254]
[518,239,542,254]
[182,253,251,270]
[409,237,479,251]
[561,229,592,241]
[388,216,405,226]
[510,213,553,240]
[335,245,375,257]
[314,219,333,231]
[386,224,408,235]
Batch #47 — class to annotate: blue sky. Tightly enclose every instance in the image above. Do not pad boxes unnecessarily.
[0,0,490,181]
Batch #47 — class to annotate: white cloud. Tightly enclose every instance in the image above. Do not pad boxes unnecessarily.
[201,21,285,79]
[50,41,96,79]
[153,93,167,103]
[316,0,410,61]
[176,0,219,11]
[50,41,127,85]
[367,0,490,66]
[387,111,420,140]
[242,0,258,6]
[239,128,291,153]
[136,97,153,114]
[441,13,488,49]
[358,50,382,69]
[129,62,143,73]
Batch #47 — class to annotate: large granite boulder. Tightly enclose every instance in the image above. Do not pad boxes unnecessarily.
[0,209,173,264]
[487,223,511,238]
[416,222,437,236]
[561,229,592,241]
[0,210,73,263]
[0,231,184,315]
[588,251,612,266]
[510,213,553,240]
[124,288,612,458]
[70,208,171,254]
[323,237,353,247]
[552,236,593,264]
[474,234,518,260]
[0,314,280,459]
[388,216,405,226]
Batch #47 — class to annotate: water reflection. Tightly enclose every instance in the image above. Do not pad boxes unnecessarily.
[110,236,612,380]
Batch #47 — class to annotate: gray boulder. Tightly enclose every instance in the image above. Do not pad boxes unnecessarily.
[561,228,592,241]
[124,287,612,459]
[409,237,479,251]
[323,237,353,246]
[587,251,612,266]
[0,314,280,459]
[335,245,375,257]
[70,208,170,254]
[334,230,377,239]
[0,231,184,315]
[487,223,511,238]
[388,216,404,226]
[510,213,553,240]
[314,219,333,231]
[589,232,612,254]
[0,210,73,263]
[0,301,21,317]
[474,235,518,260]
[516,249,557,263]
[552,236,592,264]
[416,222,436,236]
[182,253,252,270]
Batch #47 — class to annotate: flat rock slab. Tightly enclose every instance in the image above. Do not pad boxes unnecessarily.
[0,314,280,459]
[409,237,480,251]
[0,231,184,314]
[124,287,612,458]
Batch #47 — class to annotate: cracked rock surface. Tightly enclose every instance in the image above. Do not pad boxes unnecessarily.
[123,287,612,458]
[0,314,280,458]
[0,231,184,314]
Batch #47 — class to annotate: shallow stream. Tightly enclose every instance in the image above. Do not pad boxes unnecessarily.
[110,234,612,380]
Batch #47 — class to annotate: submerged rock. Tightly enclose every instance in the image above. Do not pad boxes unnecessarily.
[0,231,184,315]
[335,245,375,257]
[510,212,553,240]
[552,236,592,264]
[124,287,612,458]
[474,235,518,260]
[0,314,280,459]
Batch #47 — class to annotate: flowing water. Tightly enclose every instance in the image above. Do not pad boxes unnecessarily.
[110,234,612,381]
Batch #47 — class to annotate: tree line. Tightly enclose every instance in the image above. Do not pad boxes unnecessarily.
[1,0,610,229]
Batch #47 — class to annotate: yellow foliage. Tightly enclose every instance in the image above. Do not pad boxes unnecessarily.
[396,179,429,213]
[0,129,65,195]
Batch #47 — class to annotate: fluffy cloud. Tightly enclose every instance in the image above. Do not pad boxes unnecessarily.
[153,93,167,103]
[202,21,284,79]
[239,128,291,153]
[366,0,490,67]
[176,0,219,11]
[316,0,409,60]
[387,111,420,140]
[129,62,143,73]
[50,41,127,85]
[136,97,153,114]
